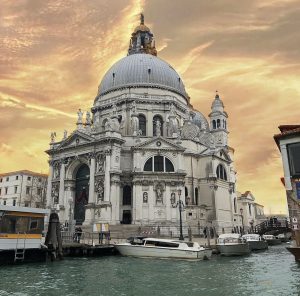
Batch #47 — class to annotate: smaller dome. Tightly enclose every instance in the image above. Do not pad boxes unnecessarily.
[192,111,209,130]
[134,24,150,33]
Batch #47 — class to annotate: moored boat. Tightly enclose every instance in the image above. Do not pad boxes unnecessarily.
[216,233,250,256]
[242,234,268,251]
[262,234,281,245]
[115,237,212,260]
[0,205,50,265]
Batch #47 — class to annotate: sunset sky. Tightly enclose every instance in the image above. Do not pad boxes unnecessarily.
[1,0,300,214]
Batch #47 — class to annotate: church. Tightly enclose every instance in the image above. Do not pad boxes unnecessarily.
[46,15,239,234]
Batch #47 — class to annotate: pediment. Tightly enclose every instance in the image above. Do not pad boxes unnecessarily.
[214,148,232,162]
[58,131,94,149]
[132,136,185,151]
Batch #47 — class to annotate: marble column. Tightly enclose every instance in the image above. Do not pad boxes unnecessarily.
[88,156,96,204]
[280,144,292,190]
[58,161,65,207]
[104,150,111,202]
[132,184,136,223]
[46,161,54,208]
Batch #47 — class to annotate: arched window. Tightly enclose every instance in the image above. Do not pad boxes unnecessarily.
[195,187,199,205]
[249,204,252,215]
[234,198,237,213]
[216,164,227,181]
[212,120,216,129]
[138,114,146,136]
[143,156,174,172]
[153,115,163,136]
[217,119,221,128]
[185,187,188,197]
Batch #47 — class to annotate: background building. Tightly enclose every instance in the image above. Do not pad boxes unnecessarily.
[0,170,47,208]
[274,125,300,229]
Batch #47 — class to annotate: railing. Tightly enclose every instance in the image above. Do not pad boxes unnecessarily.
[253,219,291,235]
[60,231,111,246]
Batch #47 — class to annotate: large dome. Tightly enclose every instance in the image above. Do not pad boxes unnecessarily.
[98,54,188,99]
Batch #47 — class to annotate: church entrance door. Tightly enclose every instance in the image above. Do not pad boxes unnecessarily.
[74,164,90,224]
[122,210,132,224]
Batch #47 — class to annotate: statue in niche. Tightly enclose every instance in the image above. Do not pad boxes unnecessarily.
[112,103,117,115]
[131,101,137,114]
[143,192,148,203]
[155,182,164,204]
[53,163,60,179]
[170,192,176,205]
[155,120,161,137]
[77,109,83,124]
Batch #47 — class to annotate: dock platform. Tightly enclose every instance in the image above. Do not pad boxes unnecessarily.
[62,243,115,257]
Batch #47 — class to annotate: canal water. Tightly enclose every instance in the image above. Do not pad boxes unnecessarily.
[0,244,299,296]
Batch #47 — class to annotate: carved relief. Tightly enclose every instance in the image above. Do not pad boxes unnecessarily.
[51,182,59,204]
[95,176,104,203]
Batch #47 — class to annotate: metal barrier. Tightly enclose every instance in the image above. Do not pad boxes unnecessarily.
[60,231,111,246]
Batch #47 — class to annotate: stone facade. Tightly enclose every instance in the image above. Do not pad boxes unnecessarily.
[45,15,240,234]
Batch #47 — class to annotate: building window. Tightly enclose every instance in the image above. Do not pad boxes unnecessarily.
[216,164,227,181]
[16,176,19,180]
[0,178,2,183]
[6,177,9,182]
[13,200,16,206]
[122,185,132,205]
[143,156,174,172]
[24,202,29,207]
[38,178,42,182]
[0,188,1,195]
[26,187,30,195]
[138,114,147,136]
[3,200,6,205]
[249,204,252,215]
[234,198,237,213]
[14,186,17,194]
[212,120,216,129]
[153,115,163,136]
[217,119,221,128]
[195,188,199,205]
[5,187,8,195]
[37,188,41,195]
[154,156,164,172]
[27,176,31,181]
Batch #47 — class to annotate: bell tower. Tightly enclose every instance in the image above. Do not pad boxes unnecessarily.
[209,91,229,147]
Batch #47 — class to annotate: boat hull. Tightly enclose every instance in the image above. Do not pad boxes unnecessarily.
[0,248,47,265]
[266,239,281,246]
[248,240,268,251]
[217,243,250,256]
[115,244,212,260]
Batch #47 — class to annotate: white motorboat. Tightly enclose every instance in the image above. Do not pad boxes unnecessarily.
[115,237,212,260]
[216,233,250,256]
[242,234,268,251]
[262,234,281,245]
